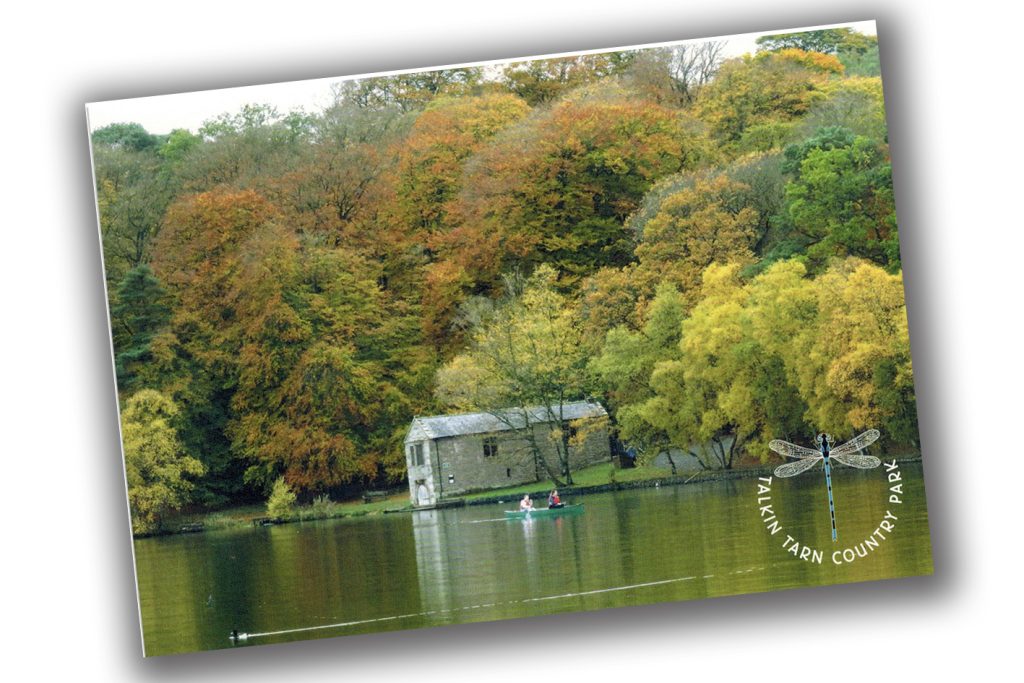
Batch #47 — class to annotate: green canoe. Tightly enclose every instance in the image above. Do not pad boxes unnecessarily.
[504,504,584,519]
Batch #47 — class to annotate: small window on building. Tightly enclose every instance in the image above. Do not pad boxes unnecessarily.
[410,443,425,467]
[506,467,511,478]
[483,436,499,458]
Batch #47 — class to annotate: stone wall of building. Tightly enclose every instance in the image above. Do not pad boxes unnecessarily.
[565,421,612,471]
[433,431,537,496]
[406,440,439,506]
[427,419,612,498]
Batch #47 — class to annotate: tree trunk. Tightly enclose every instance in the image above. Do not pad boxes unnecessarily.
[688,448,708,470]
[560,429,574,485]
[664,449,677,475]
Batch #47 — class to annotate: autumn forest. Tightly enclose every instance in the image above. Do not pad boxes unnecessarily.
[91,28,917,532]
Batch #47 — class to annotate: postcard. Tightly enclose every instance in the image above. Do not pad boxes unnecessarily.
[87,20,932,656]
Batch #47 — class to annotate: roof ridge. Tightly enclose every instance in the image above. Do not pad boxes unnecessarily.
[413,399,599,422]
[406,401,606,442]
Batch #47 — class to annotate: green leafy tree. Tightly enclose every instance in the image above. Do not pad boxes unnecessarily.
[435,266,590,485]
[111,265,171,393]
[137,194,258,502]
[92,122,159,151]
[151,189,285,498]
[158,128,203,163]
[93,144,176,285]
[589,283,687,470]
[783,127,899,270]
[755,28,873,55]
[198,103,284,140]
[122,390,204,534]
[137,318,239,506]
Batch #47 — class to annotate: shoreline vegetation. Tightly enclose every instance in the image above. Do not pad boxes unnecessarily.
[145,455,922,538]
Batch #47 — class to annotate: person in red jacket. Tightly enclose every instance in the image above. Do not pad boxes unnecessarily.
[547,489,563,508]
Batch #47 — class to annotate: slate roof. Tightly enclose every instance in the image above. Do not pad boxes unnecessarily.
[405,401,607,443]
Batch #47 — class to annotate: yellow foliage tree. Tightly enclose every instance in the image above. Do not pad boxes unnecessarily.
[750,258,915,439]
[695,50,840,152]
[122,390,204,534]
[635,174,759,307]
[610,258,915,467]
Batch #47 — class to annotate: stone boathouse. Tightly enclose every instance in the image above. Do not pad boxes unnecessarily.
[404,400,611,507]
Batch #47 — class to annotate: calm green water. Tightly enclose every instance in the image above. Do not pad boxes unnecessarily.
[134,462,932,656]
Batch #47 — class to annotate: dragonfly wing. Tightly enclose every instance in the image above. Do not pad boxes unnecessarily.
[774,456,822,478]
[830,429,881,457]
[831,453,881,469]
[769,439,821,460]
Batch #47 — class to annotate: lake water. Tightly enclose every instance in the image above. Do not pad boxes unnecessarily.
[134,462,932,656]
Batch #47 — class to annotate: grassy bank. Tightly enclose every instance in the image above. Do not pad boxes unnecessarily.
[149,462,672,536]
[152,456,925,537]
[160,492,413,535]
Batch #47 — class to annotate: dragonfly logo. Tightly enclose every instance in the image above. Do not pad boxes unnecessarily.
[756,429,906,566]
